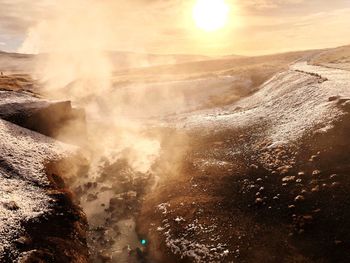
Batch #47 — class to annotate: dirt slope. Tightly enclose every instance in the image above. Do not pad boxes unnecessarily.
[0,91,88,263]
[310,45,350,71]
[137,61,350,263]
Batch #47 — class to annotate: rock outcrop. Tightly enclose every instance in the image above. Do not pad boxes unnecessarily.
[0,90,88,263]
[0,91,86,145]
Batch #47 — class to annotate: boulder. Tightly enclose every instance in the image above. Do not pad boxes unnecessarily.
[0,91,86,144]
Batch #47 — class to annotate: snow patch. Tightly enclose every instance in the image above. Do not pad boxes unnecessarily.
[0,118,75,259]
[174,62,350,146]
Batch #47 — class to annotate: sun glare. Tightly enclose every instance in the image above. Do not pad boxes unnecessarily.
[193,0,229,32]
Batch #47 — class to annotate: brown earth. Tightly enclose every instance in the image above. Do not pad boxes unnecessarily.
[0,87,89,263]
[310,45,350,71]
[136,101,350,263]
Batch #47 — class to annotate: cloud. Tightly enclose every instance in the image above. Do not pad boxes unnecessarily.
[239,0,350,14]
[17,0,193,54]
[0,0,349,55]
[232,7,350,54]
[241,0,305,10]
[0,0,53,35]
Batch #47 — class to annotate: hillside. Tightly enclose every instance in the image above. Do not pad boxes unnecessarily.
[0,91,88,262]
[0,52,34,73]
[310,45,350,70]
[137,59,350,263]
[0,50,212,74]
[0,45,349,263]
[107,50,322,115]
[115,50,321,77]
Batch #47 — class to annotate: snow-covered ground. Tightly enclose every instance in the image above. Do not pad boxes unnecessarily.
[151,61,350,263]
[0,116,75,260]
[176,62,350,145]
[1,57,349,262]
[0,91,39,106]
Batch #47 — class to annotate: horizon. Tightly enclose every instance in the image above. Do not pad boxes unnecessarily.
[1,1,350,263]
[1,43,348,59]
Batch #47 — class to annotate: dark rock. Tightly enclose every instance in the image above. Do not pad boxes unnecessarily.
[312,170,321,176]
[321,183,328,189]
[0,94,86,143]
[329,174,339,180]
[255,198,263,205]
[337,98,350,105]
[309,155,319,162]
[250,164,258,170]
[303,215,313,222]
[4,201,19,210]
[311,185,320,192]
[331,182,341,188]
[282,176,296,182]
[328,96,340,102]
[48,173,65,188]
[87,193,98,202]
[17,249,54,263]
[15,236,32,248]
[98,250,112,262]
[294,195,305,202]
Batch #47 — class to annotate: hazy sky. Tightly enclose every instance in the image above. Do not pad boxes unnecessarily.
[0,0,349,55]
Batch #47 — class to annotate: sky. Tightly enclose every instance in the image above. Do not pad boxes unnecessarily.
[0,0,349,56]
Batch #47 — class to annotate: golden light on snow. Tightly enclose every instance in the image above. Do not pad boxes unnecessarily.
[192,0,229,32]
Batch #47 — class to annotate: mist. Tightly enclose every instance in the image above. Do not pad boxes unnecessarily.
[13,1,300,262]
[1,0,349,262]
[17,1,173,261]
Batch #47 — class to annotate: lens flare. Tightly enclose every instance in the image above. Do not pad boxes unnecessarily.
[192,0,229,32]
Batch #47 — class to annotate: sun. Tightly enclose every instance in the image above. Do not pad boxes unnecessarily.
[192,0,229,32]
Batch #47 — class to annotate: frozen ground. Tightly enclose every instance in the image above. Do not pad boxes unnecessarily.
[175,61,350,145]
[1,47,349,263]
[80,60,350,263]
[0,91,39,106]
[138,60,350,263]
[0,95,76,261]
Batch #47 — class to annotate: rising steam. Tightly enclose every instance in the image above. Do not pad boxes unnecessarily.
[19,0,163,177]
[19,0,114,99]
